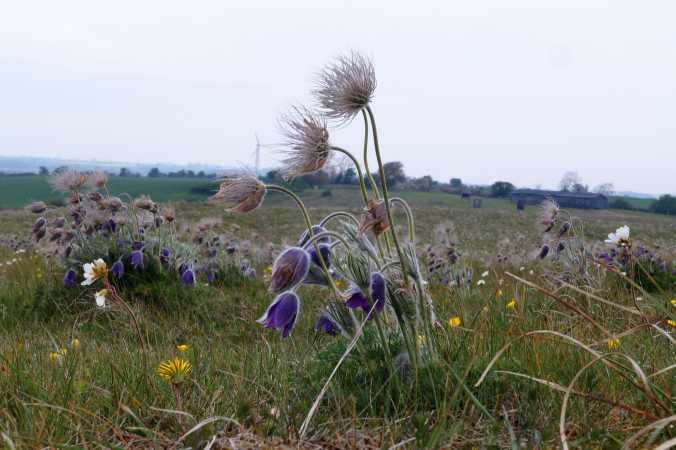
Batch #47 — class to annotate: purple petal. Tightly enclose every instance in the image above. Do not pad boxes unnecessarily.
[309,244,331,268]
[63,269,77,288]
[270,247,311,292]
[111,260,125,279]
[298,225,330,247]
[130,250,144,269]
[369,272,386,312]
[345,287,369,312]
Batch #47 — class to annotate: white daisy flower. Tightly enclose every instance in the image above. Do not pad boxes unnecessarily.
[82,259,108,286]
[95,289,109,308]
[481,271,489,278]
[605,225,630,247]
[477,279,486,286]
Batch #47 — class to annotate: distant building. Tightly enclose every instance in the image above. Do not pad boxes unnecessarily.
[510,189,608,209]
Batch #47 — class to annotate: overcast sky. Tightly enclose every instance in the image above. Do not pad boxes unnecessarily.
[1,1,674,194]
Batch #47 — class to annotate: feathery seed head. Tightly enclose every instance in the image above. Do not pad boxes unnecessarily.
[50,169,87,192]
[314,50,376,122]
[279,106,331,179]
[209,175,267,213]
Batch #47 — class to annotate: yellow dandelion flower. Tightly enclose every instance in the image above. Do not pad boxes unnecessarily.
[506,299,517,310]
[667,319,676,328]
[335,278,346,290]
[607,338,620,350]
[157,357,192,383]
[176,344,189,352]
[71,338,80,349]
[448,316,461,328]
[496,289,503,298]
[416,335,426,346]
[670,299,676,306]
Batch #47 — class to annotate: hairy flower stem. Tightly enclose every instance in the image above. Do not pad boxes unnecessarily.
[361,110,380,199]
[390,197,415,243]
[330,146,369,207]
[302,231,351,252]
[319,211,360,228]
[365,105,409,288]
[266,185,340,296]
[361,110,389,259]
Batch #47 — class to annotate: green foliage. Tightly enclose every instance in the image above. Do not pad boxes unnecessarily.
[651,194,676,215]
[490,181,515,198]
[609,197,636,210]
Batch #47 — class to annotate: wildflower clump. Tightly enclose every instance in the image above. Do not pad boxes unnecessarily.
[209,51,440,405]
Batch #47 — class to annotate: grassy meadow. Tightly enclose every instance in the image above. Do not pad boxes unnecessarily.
[0,183,674,449]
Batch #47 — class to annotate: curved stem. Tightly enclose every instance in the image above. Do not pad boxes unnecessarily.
[302,231,351,251]
[266,185,340,296]
[319,211,359,228]
[390,197,415,243]
[361,110,380,199]
[365,105,409,288]
[330,146,369,207]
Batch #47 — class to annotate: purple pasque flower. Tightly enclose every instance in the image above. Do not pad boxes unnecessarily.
[111,260,125,279]
[270,247,311,292]
[315,313,338,336]
[102,219,116,234]
[257,291,300,338]
[345,272,387,315]
[178,262,190,276]
[369,272,387,313]
[309,244,331,268]
[298,225,330,247]
[181,267,196,286]
[159,247,171,265]
[131,241,144,251]
[345,286,369,312]
[63,269,77,288]
[130,250,144,269]
[32,217,46,233]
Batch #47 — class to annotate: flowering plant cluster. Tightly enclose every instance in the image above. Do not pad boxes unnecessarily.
[26,170,262,293]
[209,51,438,373]
[598,225,675,290]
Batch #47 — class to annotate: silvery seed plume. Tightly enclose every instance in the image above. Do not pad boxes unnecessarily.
[314,50,376,122]
[538,199,559,233]
[209,175,266,213]
[87,171,108,189]
[49,169,87,192]
[279,106,330,179]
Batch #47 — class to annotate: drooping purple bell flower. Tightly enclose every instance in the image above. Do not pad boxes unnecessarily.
[132,241,144,251]
[32,217,46,233]
[159,247,171,265]
[181,267,196,286]
[257,291,300,338]
[369,272,387,313]
[309,244,331,268]
[130,250,144,269]
[298,225,330,247]
[63,269,77,288]
[178,262,189,276]
[102,219,116,234]
[270,247,311,292]
[345,287,369,312]
[111,260,125,279]
[315,313,338,336]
